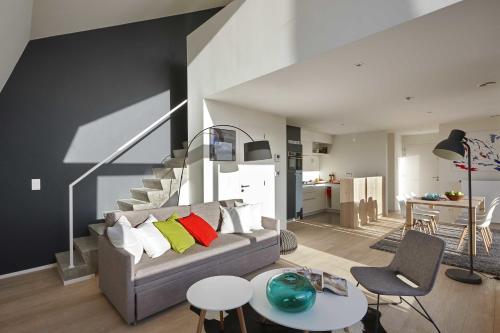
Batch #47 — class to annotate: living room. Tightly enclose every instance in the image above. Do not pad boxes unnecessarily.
[1,1,499,332]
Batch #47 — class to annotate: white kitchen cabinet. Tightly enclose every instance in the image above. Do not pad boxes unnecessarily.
[303,185,327,215]
[303,155,319,172]
[302,140,313,155]
[331,184,340,210]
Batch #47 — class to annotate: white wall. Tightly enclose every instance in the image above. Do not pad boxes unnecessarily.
[204,100,287,225]
[0,0,33,92]
[320,131,389,180]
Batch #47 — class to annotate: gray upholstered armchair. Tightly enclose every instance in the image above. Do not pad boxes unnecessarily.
[351,230,445,333]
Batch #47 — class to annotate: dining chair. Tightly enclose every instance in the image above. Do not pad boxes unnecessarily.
[456,201,498,254]
[397,195,435,237]
[406,193,440,229]
[351,230,445,333]
[458,196,499,220]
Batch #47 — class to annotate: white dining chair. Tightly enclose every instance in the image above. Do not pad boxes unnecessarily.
[405,193,440,233]
[456,201,498,255]
[398,195,436,238]
[458,196,499,220]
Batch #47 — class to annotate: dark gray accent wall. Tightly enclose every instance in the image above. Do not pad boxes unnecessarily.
[0,8,219,275]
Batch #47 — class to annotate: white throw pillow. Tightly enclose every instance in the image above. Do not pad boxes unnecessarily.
[136,214,171,258]
[220,205,253,234]
[107,215,143,264]
[235,202,263,230]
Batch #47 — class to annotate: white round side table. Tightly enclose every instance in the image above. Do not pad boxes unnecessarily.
[187,275,253,333]
[249,268,368,332]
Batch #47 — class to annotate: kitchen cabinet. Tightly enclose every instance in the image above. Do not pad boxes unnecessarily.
[303,155,319,172]
[331,183,340,210]
[303,185,327,215]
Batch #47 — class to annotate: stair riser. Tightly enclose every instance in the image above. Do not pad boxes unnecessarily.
[77,249,98,272]
[142,179,178,190]
[117,201,153,211]
[131,190,169,205]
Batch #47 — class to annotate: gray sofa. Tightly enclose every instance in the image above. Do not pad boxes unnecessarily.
[98,199,280,324]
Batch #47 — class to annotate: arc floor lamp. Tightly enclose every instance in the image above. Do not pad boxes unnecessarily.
[433,129,482,284]
[176,124,272,205]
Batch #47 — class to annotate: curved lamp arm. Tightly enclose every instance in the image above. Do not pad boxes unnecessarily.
[177,125,257,205]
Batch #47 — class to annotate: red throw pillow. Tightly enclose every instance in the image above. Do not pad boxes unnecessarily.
[178,213,218,247]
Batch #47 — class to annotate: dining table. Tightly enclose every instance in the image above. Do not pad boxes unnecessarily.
[406,196,486,255]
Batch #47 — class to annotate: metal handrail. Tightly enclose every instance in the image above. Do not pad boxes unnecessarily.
[68,99,187,268]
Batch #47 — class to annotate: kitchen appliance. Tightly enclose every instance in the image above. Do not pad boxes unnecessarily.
[287,126,303,220]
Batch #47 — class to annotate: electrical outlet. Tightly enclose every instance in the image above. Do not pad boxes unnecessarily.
[31,179,41,191]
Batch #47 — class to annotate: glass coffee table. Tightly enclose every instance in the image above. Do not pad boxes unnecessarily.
[249,268,368,332]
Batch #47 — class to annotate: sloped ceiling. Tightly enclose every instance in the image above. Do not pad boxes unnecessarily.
[31,0,231,39]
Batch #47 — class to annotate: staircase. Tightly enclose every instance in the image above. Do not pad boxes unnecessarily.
[55,222,105,285]
[117,143,188,211]
[56,143,189,284]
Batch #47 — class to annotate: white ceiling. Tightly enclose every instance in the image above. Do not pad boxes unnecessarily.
[209,0,500,135]
[31,0,231,39]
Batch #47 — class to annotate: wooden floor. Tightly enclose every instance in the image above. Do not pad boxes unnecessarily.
[1,213,499,333]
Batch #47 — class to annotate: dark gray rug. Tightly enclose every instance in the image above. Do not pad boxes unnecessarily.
[371,224,500,276]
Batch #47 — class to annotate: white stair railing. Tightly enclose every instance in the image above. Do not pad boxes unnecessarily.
[68,99,187,268]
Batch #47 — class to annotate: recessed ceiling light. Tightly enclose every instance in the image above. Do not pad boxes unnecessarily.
[478,81,496,88]
[405,96,414,101]
[340,123,345,126]
[426,111,433,114]
[491,115,500,118]
[353,62,364,67]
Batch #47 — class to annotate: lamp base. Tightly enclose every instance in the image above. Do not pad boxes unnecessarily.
[445,268,482,285]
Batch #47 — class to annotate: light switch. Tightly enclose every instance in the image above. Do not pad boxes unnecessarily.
[31,179,41,191]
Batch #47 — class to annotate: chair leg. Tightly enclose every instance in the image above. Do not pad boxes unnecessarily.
[375,294,380,333]
[480,228,490,254]
[457,226,468,250]
[414,297,441,333]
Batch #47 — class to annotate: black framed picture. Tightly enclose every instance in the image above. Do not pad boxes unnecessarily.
[209,128,236,161]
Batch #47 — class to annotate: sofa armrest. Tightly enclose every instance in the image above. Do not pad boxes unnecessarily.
[262,216,280,233]
[98,235,135,324]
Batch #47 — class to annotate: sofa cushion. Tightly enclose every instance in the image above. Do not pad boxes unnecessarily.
[219,199,243,208]
[178,213,218,246]
[190,201,221,231]
[154,213,195,254]
[105,205,190,227]
[134,233,248,285]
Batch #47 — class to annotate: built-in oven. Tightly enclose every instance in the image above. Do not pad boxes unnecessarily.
[287,139,303,220]
[287,151,302,171]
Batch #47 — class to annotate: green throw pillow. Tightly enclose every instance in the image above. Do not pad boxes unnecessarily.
[154,213,195,253]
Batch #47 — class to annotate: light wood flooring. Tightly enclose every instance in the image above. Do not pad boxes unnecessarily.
[1,213,499,333]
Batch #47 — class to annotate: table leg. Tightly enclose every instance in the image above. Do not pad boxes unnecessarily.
[197,309,206,333]
[405,203,413,233]
[220,311,224,330]
[471,207,477,256]
[236,307,247,333]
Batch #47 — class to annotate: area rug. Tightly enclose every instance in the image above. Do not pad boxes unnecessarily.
[190,305,386,333]
[371,224,500,276]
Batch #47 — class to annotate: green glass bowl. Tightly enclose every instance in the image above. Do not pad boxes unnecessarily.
[266,272,316,313]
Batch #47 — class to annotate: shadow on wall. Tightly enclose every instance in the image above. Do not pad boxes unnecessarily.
[0,9,219,275]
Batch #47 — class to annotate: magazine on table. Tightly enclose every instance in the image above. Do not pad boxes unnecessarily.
[296,268,349,296]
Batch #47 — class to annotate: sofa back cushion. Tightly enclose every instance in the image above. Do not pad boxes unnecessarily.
[190,201,221,231]
[105,206,191,227]
[219,199,243,209]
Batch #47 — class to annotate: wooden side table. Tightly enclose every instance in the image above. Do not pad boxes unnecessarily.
[187,275,253,333]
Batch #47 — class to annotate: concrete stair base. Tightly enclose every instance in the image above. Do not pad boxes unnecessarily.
[56,223,105,285]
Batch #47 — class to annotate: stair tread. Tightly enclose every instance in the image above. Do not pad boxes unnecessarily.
[118,198,149,204]
[130,187,165,193]
[88,223,106,236]
[74,236,98,253]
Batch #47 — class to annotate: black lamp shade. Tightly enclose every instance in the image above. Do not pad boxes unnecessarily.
[433,129,466,160]
[244,140,272,161]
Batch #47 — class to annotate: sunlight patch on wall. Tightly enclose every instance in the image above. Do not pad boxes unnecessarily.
[64,91,171,164]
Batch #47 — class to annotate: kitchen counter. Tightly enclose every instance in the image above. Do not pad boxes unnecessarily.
[302,182,340,187]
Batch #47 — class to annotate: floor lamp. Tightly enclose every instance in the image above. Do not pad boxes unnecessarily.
[433,129,482,285]
[176,124,272,206]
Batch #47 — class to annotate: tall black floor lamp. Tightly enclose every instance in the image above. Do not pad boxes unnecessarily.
[176,124,272,206]
[433,129,482,285]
